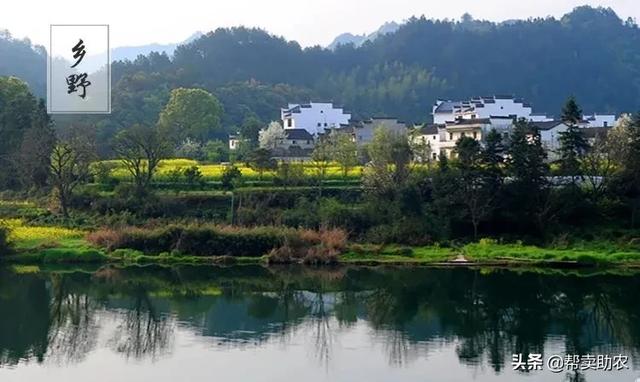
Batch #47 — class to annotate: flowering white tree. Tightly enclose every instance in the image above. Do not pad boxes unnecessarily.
[258,121,286,151]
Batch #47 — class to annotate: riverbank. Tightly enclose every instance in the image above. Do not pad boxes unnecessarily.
[4,235,640,269]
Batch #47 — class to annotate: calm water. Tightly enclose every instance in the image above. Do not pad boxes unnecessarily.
[0,265,639,382]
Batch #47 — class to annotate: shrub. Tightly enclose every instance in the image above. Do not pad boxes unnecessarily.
[0,223,12,254]
[86,228,124,250]
[221,165,242,189]
[91,223,349,261]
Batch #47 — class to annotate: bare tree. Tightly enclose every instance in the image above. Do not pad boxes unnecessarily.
[49,131,95,217]
[112,124,172,195]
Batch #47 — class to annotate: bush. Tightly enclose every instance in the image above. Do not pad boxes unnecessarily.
[221,165,242,189]
[0,224,12,254]
[89,224,349,261]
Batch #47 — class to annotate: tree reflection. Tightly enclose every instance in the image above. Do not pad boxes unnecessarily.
[108,286,175,360]
[46,273,99,365]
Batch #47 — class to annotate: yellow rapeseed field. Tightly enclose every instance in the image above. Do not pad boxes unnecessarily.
[3,219,84,244]
[104,158,364,181]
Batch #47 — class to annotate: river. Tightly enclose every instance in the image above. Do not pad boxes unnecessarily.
[0,265,638,381]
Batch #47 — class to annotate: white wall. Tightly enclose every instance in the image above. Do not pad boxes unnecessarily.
[281,103,351,135]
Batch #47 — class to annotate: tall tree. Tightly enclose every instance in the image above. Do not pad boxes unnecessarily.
[507,119,552,233]
[454,136,494,238]
[560,96,583,125]
[157,88,224,144]
[558,97,589,183]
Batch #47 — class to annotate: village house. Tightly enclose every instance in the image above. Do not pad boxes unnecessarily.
[281,102,351,136]
[432,95,553,124]
[333,117,408,147]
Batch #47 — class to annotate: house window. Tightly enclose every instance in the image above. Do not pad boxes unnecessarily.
[604,121,608,127]
[432,135,436,140]
[324,123,328,127]
[449,133,453,140]
[287,119,292,127]
[317,122,321,127]
[473,132,477,139]
[461,132,466,137]
[306,140,310,144]
[432,153,437,160]
[292,140,296,144]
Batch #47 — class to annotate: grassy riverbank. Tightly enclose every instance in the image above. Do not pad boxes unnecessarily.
[3,220,640,268]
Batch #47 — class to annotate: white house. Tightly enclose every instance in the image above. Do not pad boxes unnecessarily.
[432,95,553,125]
[281,102,351,136]
[581,113,616,128]
[338,117,408,146]
[530,120,571,160]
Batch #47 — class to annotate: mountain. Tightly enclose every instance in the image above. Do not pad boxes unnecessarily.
[2,5,640,155]
[0,30,46,97]
[111,31,204,62]
[328,21,400,49]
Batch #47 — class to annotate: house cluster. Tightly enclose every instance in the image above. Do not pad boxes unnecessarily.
[229,97,617,161]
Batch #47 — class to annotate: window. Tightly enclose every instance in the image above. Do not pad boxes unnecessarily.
[432,153,437,160]
[432,135,436,140]
[317,122,321,127]
[324,123,328,127]
[473,132,477,139]
[604,121,608,127]
[292,140,296,144]
[449,133,453,140]
[306,140,310,144]
[287,119,292,127]
[461,132,466,137]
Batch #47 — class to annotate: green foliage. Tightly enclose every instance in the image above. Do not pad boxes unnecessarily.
[0,223,12,254]
[221,165,242,190]
[157,87,224,143]
[203,140,229,163]
[183,166,204,189]
[245,148,277,179]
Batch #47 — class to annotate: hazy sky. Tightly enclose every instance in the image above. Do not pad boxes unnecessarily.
[2,0,638,48]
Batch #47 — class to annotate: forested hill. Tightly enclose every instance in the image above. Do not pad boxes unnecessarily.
[3,6,640,146]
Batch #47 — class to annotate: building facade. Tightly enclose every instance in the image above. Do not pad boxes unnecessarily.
[432,95,553,125]
[281,102,351,136]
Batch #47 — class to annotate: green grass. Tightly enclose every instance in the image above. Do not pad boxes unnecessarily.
[461,239,640,265]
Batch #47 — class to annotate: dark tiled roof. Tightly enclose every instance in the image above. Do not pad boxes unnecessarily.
[418,124,442,134]
[530,121,566,130]
[581,127,610,138]
[451,118,492,125]
[285,129,314,140]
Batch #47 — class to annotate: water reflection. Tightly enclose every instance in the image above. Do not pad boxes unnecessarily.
[0,265,638,381]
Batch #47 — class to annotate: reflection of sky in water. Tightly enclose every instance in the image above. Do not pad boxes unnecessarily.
[0,267,639,382]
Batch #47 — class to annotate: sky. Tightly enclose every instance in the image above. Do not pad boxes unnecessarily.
[1,0,639,48]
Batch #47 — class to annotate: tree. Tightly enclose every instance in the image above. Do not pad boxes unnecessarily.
[246,148,277,180]
[239,115,263,146]
[0,77,49,190]
[558,97,588,183]
[363,128,412,198]
[15,99,56,190]
[258,121,286,151]
[112,124,172,195]
[507,119,552,233]
[203,140,229,163]
[333,133,358,178]
[561,96,583,125]
[49,132,95,217]
[453,137,493,238]
[157,88,224,144]
[481,128,504,189]
[311,138,333,196]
